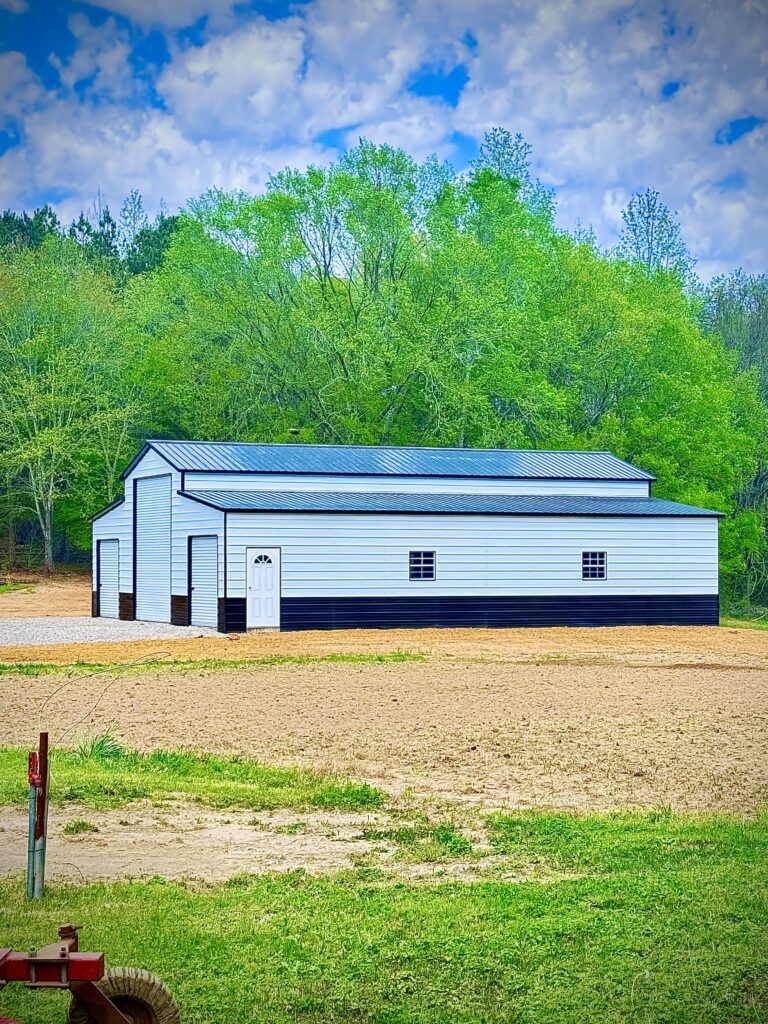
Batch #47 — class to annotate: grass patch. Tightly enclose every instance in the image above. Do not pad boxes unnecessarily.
[1,809,767,1023]
[0,651,426,676]
[487,808,768,874]
[0,745,383,813]
[62,818,99,836]
[363,820,474,862]
[0,583,31,594]
[721,615,768,631]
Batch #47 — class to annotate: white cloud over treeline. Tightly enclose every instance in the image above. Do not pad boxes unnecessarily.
[0,0,766,278]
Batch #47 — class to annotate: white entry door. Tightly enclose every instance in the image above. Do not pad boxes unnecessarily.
[190,535,218,628]
[246,547,281,629]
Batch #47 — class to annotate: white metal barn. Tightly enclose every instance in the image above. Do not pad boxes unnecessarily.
[91,440,721,632]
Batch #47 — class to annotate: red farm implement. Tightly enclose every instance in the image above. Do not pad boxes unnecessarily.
[0,924,179,1024]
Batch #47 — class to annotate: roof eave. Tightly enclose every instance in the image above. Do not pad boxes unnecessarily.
[178,491,721,517]
[120,441,186,480]
[91,496,126,522]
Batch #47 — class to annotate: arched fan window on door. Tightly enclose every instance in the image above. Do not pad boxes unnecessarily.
[254,554,273,564]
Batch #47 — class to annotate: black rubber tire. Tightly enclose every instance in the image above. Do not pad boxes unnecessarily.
[67,966,180,1024]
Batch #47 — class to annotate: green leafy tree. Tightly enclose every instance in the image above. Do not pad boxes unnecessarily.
[617,188,694,280]
[472,128,553,217]
[68,195,120,269]
[0,130,762,597]
[702,270,768,398]
[0,205,61,250]
[125,212,181,275]
[701,270,768,604]
[0,238,136,570]
[124,142,764,593]
[118,188,148,257]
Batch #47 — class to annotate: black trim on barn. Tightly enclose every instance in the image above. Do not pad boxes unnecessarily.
[222,512,228,629]
[171,594,190,626]
[218,597,246,633]
[279,594,720,631]
[94,540,101,617]
[92,496,125,522]
[186,533,194,623]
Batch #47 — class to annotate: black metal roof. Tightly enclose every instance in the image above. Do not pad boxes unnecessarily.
[180,490,721,517]
[126,440,656,481]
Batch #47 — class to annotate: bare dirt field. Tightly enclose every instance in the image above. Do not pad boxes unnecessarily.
[2,619,768,667]
[0,570,91,618]
[0,804,388,883]
[2,573,766,825]
[3,655,766,813]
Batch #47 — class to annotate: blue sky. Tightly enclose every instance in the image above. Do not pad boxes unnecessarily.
[1,0,766,278]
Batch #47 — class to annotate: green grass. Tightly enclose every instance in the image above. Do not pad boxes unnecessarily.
[487,808,768,874]
[0,651,426,676]
[0,809,766,1023]
[362,820,474,862]
[0,582,31,594]
[721,615,768,631]
[62,818,99,835]
[0,745,383,812]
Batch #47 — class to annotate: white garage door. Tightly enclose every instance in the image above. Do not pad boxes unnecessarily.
[135,474,171,622]
[98,539,119,618]
[190,535,218,628]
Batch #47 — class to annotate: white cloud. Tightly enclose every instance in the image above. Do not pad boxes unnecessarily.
[80,0,238,31]
[452,0,768,275]
[158,16,307,141]
[1,0,766,277]
[48,14,136,101]
[0,0,28,12]
[0,52,44,132]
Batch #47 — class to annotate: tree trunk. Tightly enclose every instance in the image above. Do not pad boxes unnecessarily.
[43,502,54,574]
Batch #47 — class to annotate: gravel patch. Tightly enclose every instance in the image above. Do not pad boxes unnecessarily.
[0,616,219,647]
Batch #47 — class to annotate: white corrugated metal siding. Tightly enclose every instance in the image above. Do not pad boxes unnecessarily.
[97,539,119,617]
[184,472,650,497]
[173,495,224,598]
[190,535,218,627]
[135,474,172,622]
[225,512,719,598]
[92,502,131,596]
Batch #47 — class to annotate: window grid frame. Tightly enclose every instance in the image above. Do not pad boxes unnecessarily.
[582,550,607,581]
[409,550,436,581]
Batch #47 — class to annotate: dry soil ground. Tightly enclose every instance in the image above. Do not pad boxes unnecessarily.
[1,574,767,881]
[0,570,92,617]
[4,656,766,813]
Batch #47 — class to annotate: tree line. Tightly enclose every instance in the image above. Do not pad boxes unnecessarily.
[1,129,766,609]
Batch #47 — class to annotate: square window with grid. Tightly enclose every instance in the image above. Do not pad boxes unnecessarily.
[582,551,607,580]
[409,550,436,580]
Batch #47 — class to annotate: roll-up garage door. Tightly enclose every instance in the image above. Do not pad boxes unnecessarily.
[135,474,171,622]
[190,535,218,628]
[97,539,119,618]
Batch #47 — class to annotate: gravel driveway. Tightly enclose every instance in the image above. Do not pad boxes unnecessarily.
[0,616,219,647]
